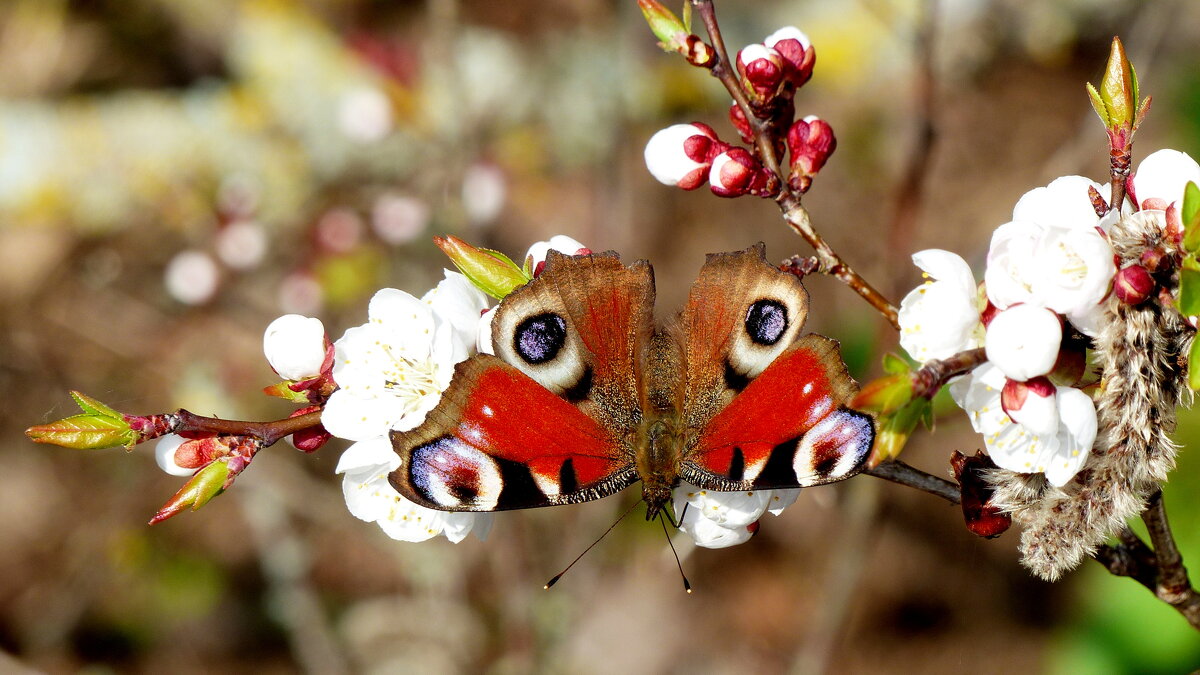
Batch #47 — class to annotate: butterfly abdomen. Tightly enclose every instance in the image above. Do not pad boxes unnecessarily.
[637,417,683,518]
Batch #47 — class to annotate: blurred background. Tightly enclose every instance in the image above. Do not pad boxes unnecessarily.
[2,0,1199,672]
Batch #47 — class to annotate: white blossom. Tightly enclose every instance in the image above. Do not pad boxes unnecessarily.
[898,249,984,363]
[950,364,1095,487]
[263,314,327,380]
[671,484,799,549]
[322,274,486,442]
[984,304,1062,382]
[644,123,716,189]
[1131,149,1200,210]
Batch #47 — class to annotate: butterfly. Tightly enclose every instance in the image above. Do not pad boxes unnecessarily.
[388,243,874,521]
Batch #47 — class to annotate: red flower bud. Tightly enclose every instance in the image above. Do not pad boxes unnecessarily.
[765,26,816,88]
[728,103,754,144]
[786,116,836,193]
[290,406,331,453]
[1114,264,1155,305]
[736,45,786,103]
[645,123,722,190]
[709,147,772,198]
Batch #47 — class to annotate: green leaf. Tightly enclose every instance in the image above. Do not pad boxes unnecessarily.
[881,352,913,376]
[1182,181,1200,253]
[1189,335,1200,391]
[1086,82,1109,126]
[26,413,136,449]
[681,0,692,32]
[1178,267,1200,316]
[150,461,231,525]
[70,390,123,419]
[868,397,932,465]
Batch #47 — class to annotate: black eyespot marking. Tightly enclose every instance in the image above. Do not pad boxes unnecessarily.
[745,299,788,345]
[514,312,567,364]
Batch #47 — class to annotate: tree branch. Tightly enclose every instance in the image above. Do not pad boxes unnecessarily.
[140,409,324,447]
[689,0,900,329]
[865,459,960,504]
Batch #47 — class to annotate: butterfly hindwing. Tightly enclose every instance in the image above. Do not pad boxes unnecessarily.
[681,335,874,490]
[389,355,638,511]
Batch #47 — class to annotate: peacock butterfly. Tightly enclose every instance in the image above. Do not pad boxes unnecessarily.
[388,243,874,520]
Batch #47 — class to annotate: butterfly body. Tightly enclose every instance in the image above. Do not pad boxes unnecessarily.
[389,244,874,520]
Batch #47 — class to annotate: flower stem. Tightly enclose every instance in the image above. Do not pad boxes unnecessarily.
[865,459,961,503]
[911,347,988,399]
[161,409,323,447]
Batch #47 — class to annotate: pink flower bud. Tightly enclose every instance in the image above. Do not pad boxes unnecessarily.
[764,26,816,88]
[786,115,837,193]
[709,147,765,198]
[1114,264,1155,305]
[737,44,786,101]
[1001,376,1059,435]
[644,123,721,190]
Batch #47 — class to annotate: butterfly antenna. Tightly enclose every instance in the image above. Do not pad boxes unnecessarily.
[660,516,693,594]
[545,499,640,590]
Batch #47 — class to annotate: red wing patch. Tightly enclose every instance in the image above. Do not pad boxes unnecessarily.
[390,356,637,511]
[683,336,873,489]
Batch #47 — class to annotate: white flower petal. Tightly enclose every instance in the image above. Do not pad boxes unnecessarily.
[644,124,712,187]
[1032,226,1115,317]
[898,249,983,363]
[676,500,755,549]
[154,435,195,477]
[1011,175,1104,230]
[368,288,436,351]
[322,389,408,441]
[422,271,489,342]
[764,26,811,50]
[1132,149,1200,209]
[674,483,770,528]
[335,437,397,475]
[1044,388,1097,487]
[984,305,1062,381]
[477,307,497,355]
[263,314,327,380]
[985,221,1043,309]
[766,488,801,516]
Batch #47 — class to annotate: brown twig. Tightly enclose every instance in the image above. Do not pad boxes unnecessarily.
[865,459,961,504]
[690,0,900,329]
[912,347,988,399]
[1140,491,1200,627]
[158,409,323,447]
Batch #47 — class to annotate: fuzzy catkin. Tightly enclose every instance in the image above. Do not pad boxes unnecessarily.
[987,210,1194,581]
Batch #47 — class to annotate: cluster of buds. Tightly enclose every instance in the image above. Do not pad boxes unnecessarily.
[644,122,776,198]
[641,18,836,199]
